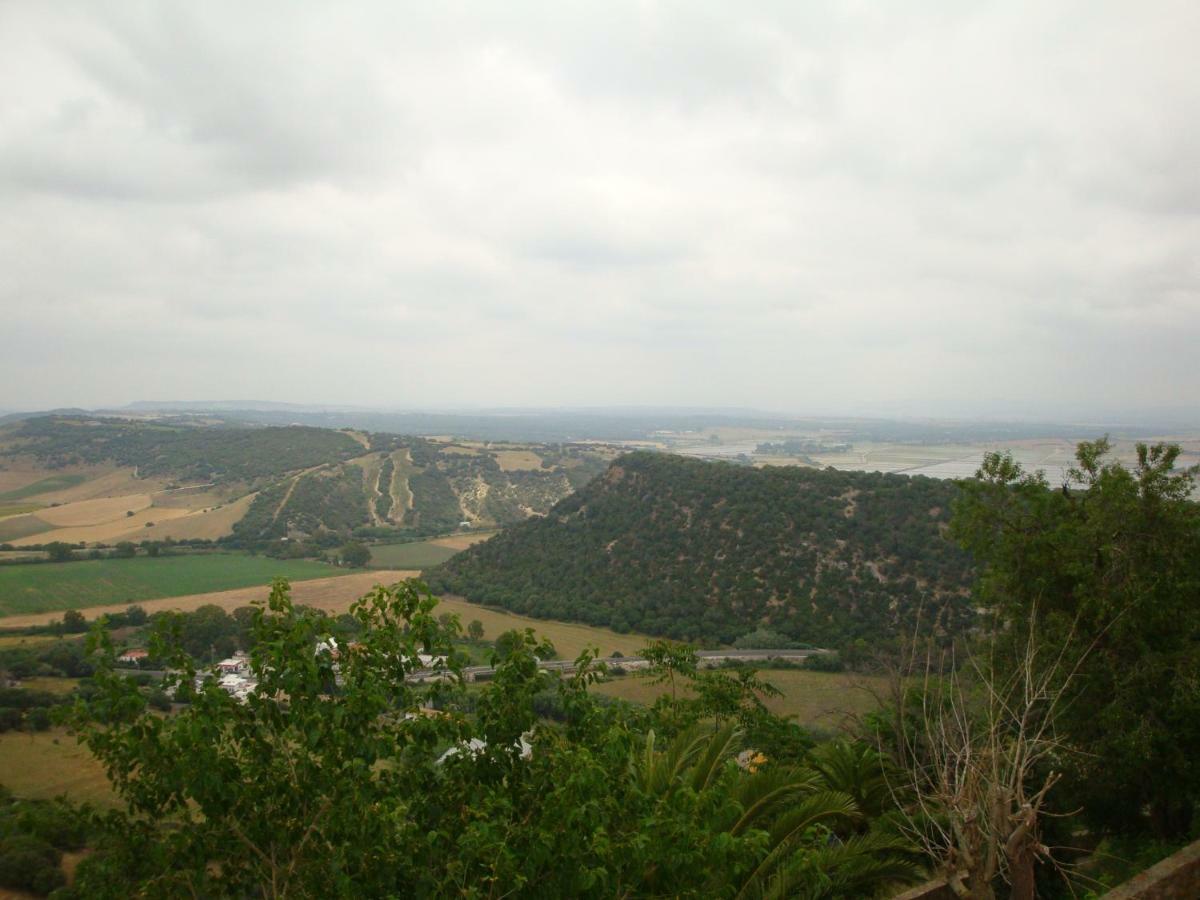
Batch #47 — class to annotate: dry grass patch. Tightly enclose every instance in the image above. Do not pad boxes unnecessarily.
[591,668,885,730]
[17,506,193,546]
[0,728,116,807]
[124,492,257,542]
[36,494,153,527]
[428,531,497,551]
[493,450,543,471]
[434,594,650,661]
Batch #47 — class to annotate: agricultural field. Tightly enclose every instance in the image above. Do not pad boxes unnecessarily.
[0,569,417,628]
[368,531,496,569]
[0,554,345,618]
[590,668,885,730]
[432,594,649,660]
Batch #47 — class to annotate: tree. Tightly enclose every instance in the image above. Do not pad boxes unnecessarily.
[61,609,87,634]
[340,541,370,568]
[45,542,73,563]
[113,542,137,559]
[951,440,1200,840]
[65,578,920,898]
[466,619,484,642]
[124,605,148,627]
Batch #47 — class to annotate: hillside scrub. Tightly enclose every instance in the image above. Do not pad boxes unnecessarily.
[426,452,973,646]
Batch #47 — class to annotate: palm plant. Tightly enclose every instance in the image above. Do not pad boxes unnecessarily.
[635,723,922,898]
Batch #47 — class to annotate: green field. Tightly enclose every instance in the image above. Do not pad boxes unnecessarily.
[369,540,460,569]
[0,554,342,617]
[0,473,87,502]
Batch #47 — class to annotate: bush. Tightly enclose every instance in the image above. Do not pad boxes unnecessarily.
[0,834,65,895]
[803,653,844,673]
[25,708,51,732]
[0,709,21,733]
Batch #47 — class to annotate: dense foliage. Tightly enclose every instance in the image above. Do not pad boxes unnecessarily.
[428,453,973,646]
[951,440,1200,841]
[2,417,361,482]
[61,579,921,898]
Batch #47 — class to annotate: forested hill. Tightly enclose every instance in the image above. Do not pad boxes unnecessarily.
[426,452,975,646]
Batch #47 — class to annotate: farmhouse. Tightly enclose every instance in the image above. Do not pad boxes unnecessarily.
[117,648,150,664]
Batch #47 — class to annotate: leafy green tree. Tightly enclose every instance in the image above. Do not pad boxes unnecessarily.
[64,578,920,898]
[952,440,1200,839]
[61,609,87,634]
[340,541,370,568]
[123,605,147,627]
[112,542,136,559]
[45,542,73,563]
[466,619,485,642]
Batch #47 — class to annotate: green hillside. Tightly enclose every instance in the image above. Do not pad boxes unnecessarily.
[426,452,974,646]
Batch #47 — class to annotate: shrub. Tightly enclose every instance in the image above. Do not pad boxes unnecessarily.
[0,834,65,895]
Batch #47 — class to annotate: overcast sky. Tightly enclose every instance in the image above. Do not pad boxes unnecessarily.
[1,1,1197,421]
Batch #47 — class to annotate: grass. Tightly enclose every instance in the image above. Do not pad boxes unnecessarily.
[0,514,52,542]
[0,727,116,807]
[432,594,651,661]
[0,503,43,518]
[0,474,87,502]
[0,633,64,649]
[18,676,81,695]
[369,540,461,569]
[591,668,885,730]
[0,554,342,617]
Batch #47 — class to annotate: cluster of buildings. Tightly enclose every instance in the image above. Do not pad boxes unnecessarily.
[205,651,257,701]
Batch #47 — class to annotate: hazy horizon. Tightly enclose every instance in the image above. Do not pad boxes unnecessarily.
[3,2,1198,421]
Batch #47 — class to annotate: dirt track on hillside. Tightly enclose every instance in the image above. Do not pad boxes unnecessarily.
[0,570,420,628]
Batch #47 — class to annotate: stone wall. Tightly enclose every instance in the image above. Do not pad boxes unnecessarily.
[1100,839,1200,899]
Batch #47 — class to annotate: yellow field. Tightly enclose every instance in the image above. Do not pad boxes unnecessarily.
[434,594,650,660]
[17,506,193,546]
[36,493,154,526]
[592,669,885,730]
[0,728,116,807]
[0,570,421,628]
[494,450,543,471]
[428,531,497,551]
[47,468,169,504]
[127,492,258,542]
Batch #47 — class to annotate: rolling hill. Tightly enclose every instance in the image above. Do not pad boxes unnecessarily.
[425,452,975,646]
[0,416,616,549]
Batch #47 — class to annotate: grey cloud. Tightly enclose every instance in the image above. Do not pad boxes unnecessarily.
[0,1,1197,418]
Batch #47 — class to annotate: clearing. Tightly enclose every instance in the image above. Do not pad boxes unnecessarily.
[0,554,349,619]
[368,531,496,569]
[493,449,543,471]
[0,727,116,807]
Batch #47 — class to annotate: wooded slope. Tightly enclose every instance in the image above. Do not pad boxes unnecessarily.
[426,452,974,645]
